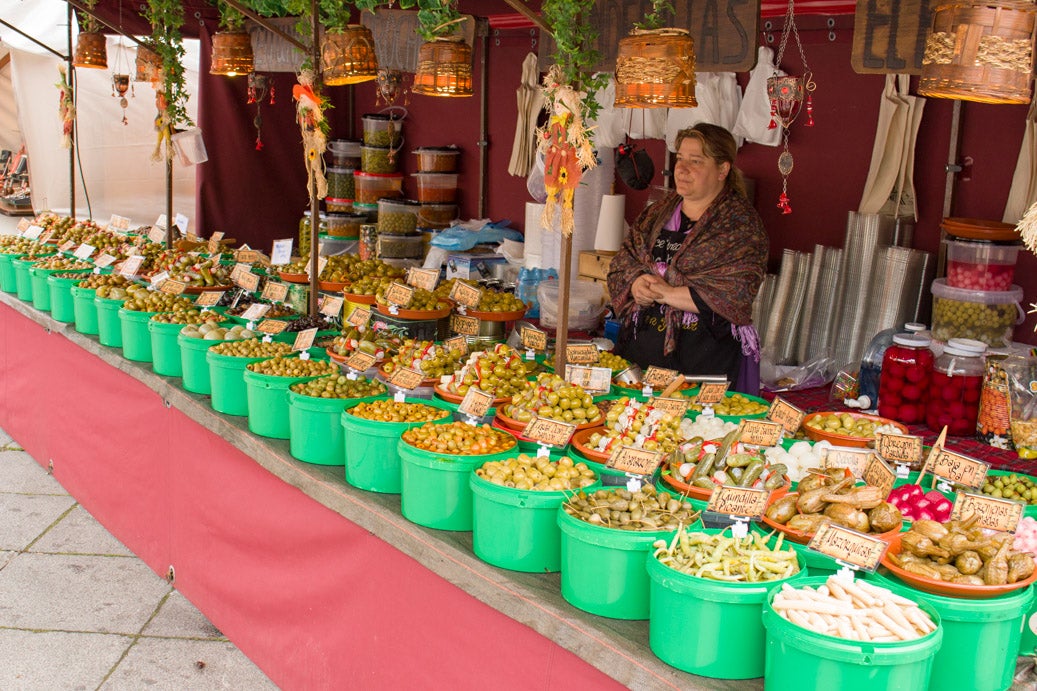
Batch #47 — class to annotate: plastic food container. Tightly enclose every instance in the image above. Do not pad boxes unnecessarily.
[417,203,458,229]
[326,212,366,238]
[538,278,606,330]
[360,112,403,147]
[377,198,420,236]
[326,167,356,200]
[930,278,1024,347]
[377,234,424,259]
[946,238,1021,291]
[413,146,459,172]
[360,144,399,174]
[412,172,459,203]
[327,139,361,169]
[926,337,986,435]
[353,171,403,204]
[877,333,934,425]
[352,202,379,223]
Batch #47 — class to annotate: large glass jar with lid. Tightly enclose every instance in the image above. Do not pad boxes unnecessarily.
[925,338,987,435]
[878,333,934,425]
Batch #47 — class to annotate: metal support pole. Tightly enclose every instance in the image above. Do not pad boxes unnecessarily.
[165,154,173,247]
[221,0,309,53]
[556,233,572,371]
[65,0,147,48]
[66,5,76,218]
[477,19,489,218]
[308,0,321,316]
[937,100,964,277]
[0,17,67,59]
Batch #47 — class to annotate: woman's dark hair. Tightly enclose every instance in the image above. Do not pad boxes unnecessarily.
[674,123,747,198]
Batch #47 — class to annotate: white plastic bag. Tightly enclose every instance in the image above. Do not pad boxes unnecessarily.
[733,47,783,147]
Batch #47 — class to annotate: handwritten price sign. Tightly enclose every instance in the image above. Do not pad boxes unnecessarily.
[931,449,989,489]
[808,523,888,572]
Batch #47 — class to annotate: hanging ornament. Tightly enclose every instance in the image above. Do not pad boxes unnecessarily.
[112,74,131,125]
[247,73,275,151]
[375,69,408,107]
[766,0,817,214]
[55,65,75,149]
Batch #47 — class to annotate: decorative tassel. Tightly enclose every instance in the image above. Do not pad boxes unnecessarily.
[805,94,814,127]
[255,137,264,151]
[269,84,275,105]
[768,99,778,130]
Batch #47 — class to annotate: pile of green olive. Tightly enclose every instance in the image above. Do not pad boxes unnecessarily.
[402,421,516,455]
[32,256,92,271]
[504,373,601,425]
[181,323,254,340]
[77,274,132,291]
[585,398,683,454]
[597,351,631,372]
[290,374,387,399]
[933,297,1018,347]
[121,288,195,313]
[348,400,450,423]
[208,340,293,358]
[476,289,526,313]
[475,454,596,491]
[383,339,465,378]
[563,486,700,531]
[151,309,223,325]
[375,286,442,311]
[246,356,338,377]
[443,345,531,399]
[687,393,768,416]
[982,473,1037,505]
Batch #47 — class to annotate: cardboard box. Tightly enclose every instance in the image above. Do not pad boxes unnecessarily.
[446,252,508,280]
[578,251,616,281]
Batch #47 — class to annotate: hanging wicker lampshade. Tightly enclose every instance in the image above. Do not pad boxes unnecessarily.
[322,25,379,86]
[918,0,1037,104]
[134,44,163,83]
[210,31,254,77]
[614,29,696,108]
[74,31,108,70]
[413,38,472,97]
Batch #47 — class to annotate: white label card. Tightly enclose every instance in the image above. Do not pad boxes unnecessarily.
[174,213,189,233]
[108,214,131,231]
[270,239,293,266]
[73,244,96,260]
[23,225,43,240]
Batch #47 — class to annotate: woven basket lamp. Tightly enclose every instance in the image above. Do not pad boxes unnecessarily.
[74,31,108,69]
[413,38,473,97]
[614,28,696,108]
[322,25,379,86]
[135,44,163,84]
[210,31,254,77]
[918,0,1037,104]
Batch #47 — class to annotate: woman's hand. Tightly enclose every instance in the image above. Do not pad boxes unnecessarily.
[631,274,664,307]
[651,283,700,313]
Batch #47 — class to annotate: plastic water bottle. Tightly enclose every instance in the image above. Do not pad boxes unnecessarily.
[858,322,925,412]
[516,267,557,318]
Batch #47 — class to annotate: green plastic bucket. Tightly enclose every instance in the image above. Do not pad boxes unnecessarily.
[207,350,274,416]
[47,273,89,323]
[870,570,1033,691]
[178,334,218,394]
[29,267,54,311]
[71,285,99,335]
[470,458,601,573]
[244,366,327,439]
[287,392,386,466]
[398,436,518,531]
[118,308,161,362]
[95,296,126,347]
[147,319,190,377]
[1021,596,1037,656]
[557,500,688,620]
[0,253,19,293]
[342,397,455,489]
[788,540,841,576]
[13,257,35,301]
[647,529,808,679]
[762,575,942,691]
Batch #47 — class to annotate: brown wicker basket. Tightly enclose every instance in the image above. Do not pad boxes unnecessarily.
[210,31,254,77]
[74,32,108,70]
[919,0,1037,104]
[614,29,696,108]
[322,26,378,86]
[135,44,163,83]
[413,39,473,97]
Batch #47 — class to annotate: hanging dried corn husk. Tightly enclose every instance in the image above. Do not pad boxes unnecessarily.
[292,69,328,199]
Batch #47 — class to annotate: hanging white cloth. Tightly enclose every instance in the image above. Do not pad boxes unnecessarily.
[623,105,666,140]
[507,53,546,177]
[858,74,924,221]
[664,72,742,151]
[1003,96,1037,224]
[733,47,783,147]
[587,75,628,149]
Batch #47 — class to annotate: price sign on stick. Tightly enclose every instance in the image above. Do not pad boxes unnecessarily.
[566,343,599,365]
[16,219,30,233]
[235,249,260,264]
[644,365,680,389]
[564,365,612,394]
[270,239,293,266]
[606,445,665,476]
[524,416,577,448]
[261,282,289,303]
[450,314,480,336]
[94,253,117,268]
[951,491,1023,533]
[234,270,260,293]
[651,396,690,419]
[174,213,189,234]
[292,327,318,352]
[385,282,415,308]
[706,486,770,520]
[320,296,344,318]
[59,240,76,253]
[863,454,897,499]
[257,319,288,335]
[347,306,371,329]
[407,268,440,291]
[767,396,806,435]
[195,290,224,307]
[148,226,166,244]
[822,448,874,479]
[695,381,729,405]
[22,225,43,240]
[120,255,144,278]
[108,214,131,232]
[808,522,888,572]
[388,367,424,391]
[876,432,924,465]
[449,280,483,308]
[737,420,784,447]
[930,449,989,489]
[240,303,270,321]
[73,243,96,260]
[346,351,376,373]
[160,279,187,295]
[520,326,547,352]
[458,387,494,419]
[443,335,468,356]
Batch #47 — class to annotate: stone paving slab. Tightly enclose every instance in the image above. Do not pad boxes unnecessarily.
[0,552,170,633]
[0,450,66,495]
[0,427,13,447]
[0,629,133,690]
[0,493,75,551]
[30,504,135,557]
[142,591,226,640]
[100,638,278,690]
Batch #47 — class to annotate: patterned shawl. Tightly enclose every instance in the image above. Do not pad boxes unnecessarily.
[607,189,768,356]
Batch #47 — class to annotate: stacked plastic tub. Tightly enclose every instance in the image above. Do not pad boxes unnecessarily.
[414,146,459,233]
[932,218,1025,348]
[356,112,405,226]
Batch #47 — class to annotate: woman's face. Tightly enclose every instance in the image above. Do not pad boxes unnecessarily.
[673,136,729,205]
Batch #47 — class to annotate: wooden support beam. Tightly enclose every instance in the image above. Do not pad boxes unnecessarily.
[499,0,552,36]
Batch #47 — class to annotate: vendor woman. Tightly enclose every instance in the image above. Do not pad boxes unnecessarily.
[607,123,768,393]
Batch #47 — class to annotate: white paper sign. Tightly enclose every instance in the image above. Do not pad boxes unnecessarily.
[270,239,293,266]
[22,225,43,239]
[154,214,167,229]
[108,214,131,232]
[174,213,189,233]
[73,243,96,260]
